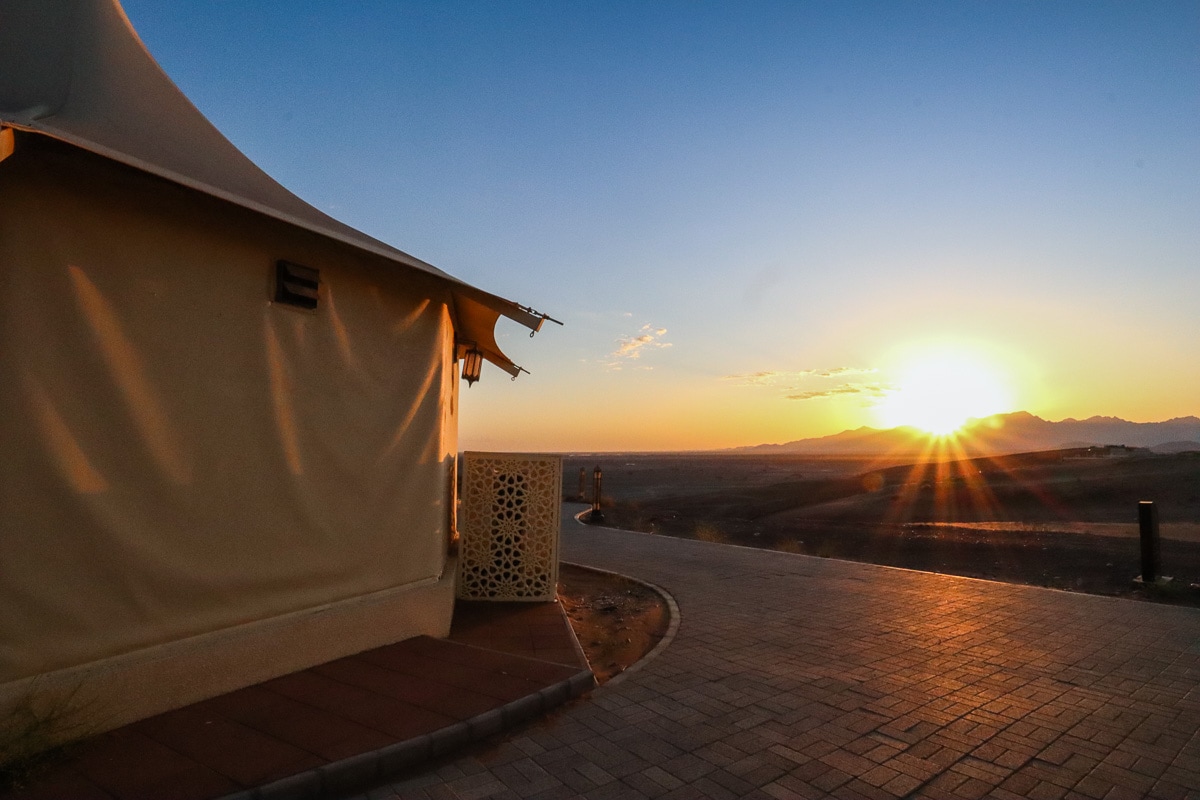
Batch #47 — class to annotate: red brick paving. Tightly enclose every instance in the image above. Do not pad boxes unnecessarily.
[2,600,586,800]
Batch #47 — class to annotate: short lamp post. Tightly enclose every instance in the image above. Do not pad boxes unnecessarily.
[461,346,483,387]
[589,465,603,522]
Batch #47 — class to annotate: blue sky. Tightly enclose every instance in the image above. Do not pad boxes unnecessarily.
[123,1,1199,451]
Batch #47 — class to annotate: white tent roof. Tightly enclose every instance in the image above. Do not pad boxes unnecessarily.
[0,0,546,376]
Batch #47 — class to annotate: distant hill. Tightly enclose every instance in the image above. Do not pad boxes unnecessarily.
[1152,440,1200,455]
[737,412,1200,456]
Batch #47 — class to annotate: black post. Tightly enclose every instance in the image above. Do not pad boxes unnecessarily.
[590,466,603,522]
[1138,500,1160,583]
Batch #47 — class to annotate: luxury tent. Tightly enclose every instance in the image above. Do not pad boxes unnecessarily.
[0,0,550,732]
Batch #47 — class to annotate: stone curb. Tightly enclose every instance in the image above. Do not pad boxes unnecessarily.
[216,665,594,800]
[557,556,681,690]
[213,514,701,800]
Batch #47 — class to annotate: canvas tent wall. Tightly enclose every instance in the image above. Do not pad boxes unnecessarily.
[0,0,546,732]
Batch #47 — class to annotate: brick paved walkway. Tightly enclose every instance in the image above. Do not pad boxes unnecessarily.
[349,509,1200,800]
[3,602,590,800]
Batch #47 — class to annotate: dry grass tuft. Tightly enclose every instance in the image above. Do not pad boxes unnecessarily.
[0,686,94,793]
[776,539,807,555]
[693,523,728,543]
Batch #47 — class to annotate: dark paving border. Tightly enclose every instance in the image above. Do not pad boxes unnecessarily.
[4,602,594,800]
[221,665,594,800]
[263,559,684,800]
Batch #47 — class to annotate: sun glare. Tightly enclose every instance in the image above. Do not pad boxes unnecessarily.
[874,350,1012,436]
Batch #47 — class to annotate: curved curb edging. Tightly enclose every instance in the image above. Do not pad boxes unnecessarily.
[217,509,685,800]
[217,665,595,800]
[559,561,681,691]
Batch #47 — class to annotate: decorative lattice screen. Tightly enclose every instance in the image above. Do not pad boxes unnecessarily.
[457,452,563,601]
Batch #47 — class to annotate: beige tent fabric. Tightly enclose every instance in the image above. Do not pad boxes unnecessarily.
[0,140,458,682]
[0,0,544,375]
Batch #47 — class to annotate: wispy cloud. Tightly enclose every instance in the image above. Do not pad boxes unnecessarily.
[812,366,876,378]
[720,366,888,402]
[605,324,672,370]
[786,382,888,401]
[721,367,877,387]
[721,370,785,386]
[614,328,669,358]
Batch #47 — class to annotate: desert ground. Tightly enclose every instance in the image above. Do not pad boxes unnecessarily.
[557,564,668,683]
[562,449,1200,604]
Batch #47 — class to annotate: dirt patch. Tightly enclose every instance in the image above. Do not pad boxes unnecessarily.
[557,563,669,683]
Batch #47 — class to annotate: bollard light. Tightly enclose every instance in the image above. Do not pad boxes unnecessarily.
[1138,500,1161,583]
[591,465,603,520]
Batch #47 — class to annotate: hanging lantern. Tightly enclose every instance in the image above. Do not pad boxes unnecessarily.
[461,346,483,386]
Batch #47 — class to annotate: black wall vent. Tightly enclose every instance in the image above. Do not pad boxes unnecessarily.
[275,260,319,309]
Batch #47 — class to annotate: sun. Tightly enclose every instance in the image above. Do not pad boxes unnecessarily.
[874,349,1013,436]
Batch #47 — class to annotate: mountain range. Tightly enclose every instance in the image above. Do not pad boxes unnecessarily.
[737,412,1200,456]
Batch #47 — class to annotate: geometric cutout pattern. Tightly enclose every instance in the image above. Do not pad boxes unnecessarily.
[457,452,562,601]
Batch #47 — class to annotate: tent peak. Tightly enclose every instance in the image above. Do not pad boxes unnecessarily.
[0,0,553,376]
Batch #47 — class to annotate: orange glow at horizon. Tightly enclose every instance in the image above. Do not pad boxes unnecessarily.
[874,348,1014,436]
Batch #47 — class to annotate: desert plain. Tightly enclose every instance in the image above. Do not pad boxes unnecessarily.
[562,449,1200,605]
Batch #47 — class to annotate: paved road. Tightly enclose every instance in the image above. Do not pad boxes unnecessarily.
[351,510,1200,799]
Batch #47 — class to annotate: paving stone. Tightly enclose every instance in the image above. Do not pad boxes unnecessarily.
[334,513,1200,800]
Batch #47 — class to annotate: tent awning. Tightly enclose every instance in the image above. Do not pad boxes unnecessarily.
[0,0,549,376]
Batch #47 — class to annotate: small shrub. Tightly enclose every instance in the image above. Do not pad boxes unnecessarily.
[693,522,727,544]
[814,540,838,558]
[0,687,93,793]
[1141,578,1200,604]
